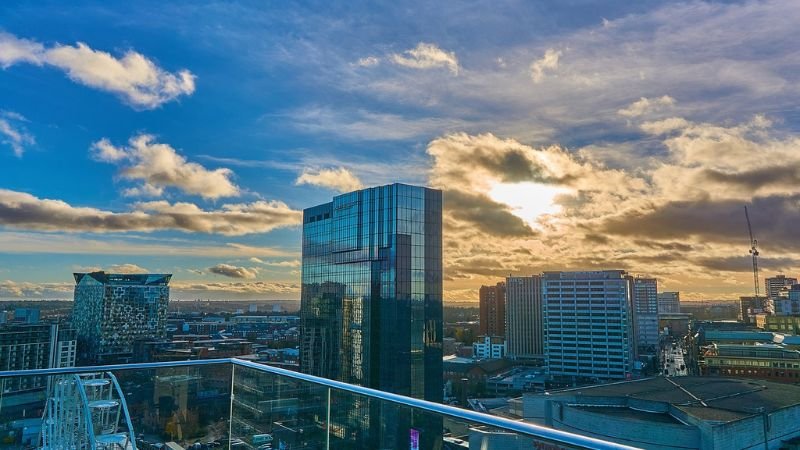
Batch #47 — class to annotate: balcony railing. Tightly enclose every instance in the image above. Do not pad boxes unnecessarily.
[0,358,639,449]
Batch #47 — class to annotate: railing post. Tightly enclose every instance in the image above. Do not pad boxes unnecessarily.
[326,387,331,450]
[228,364,235,450]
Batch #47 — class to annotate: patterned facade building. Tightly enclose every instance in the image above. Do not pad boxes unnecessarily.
[300,183,443,449]
[73,272,171,364]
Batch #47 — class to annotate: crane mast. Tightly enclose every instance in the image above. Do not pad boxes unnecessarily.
[744,206,760,299]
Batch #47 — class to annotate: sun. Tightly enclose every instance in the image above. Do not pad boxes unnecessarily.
[488,181,569,228]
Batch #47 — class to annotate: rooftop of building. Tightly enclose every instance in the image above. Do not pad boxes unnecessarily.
[539,376,800,422]
[703,329,800,346]
[73,271,172,286]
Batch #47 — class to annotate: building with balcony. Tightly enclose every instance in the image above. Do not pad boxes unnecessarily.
[0,323,76,395]
[73,272,172,365]
[300,183,443,448]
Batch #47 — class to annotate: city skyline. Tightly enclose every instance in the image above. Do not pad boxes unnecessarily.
[2,1,800,302]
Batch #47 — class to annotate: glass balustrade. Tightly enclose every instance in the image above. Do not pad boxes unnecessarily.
[0,359,637,450]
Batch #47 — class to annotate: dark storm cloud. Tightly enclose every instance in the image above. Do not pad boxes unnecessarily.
[601,195,800,250]
[694,256,800,272]
[700,166,800,190]
[443,190,535,237]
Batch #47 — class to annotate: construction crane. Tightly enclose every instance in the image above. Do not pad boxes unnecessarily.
[744,205,760,299]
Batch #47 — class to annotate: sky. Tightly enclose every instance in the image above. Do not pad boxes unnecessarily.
[1,0,799,301]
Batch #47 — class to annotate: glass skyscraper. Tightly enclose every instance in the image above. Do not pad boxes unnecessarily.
[300,183,443,449]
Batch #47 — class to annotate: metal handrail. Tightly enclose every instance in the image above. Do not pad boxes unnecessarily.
[0,358,640,450]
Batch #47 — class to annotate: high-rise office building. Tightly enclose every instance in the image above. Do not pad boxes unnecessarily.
[479,282,506,337]
[73,272,171,364]
[505,275,543,360]
[631,277,658,351]
[657,291,681,314]
[765,275,798,299]
[543,270,635,381]
[300,183,442,449]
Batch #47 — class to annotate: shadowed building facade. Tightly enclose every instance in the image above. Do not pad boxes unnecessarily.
[505,275,544,361]
[479,282,506,338]
[300,183,443,449]
[73,272,171,364]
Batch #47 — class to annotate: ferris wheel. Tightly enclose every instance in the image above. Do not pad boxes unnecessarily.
[41,372,137,449]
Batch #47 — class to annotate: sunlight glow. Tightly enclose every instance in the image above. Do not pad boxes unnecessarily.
[488,182,570,228]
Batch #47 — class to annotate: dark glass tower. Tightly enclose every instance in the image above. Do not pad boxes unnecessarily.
[300,183,443,449]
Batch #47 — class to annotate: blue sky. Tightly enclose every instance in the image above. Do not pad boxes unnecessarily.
[1,0,800,300]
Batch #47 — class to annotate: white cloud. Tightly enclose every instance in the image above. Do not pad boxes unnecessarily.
[106,263,149,274]
[250,258,301,268]
[355,56,380,67]
[208,263,259,279]
[91,134,240,199]
[0,33,43,67]
[0,280,71,298]
[0,32,195,109]
[618,95,676,117]
[171,280,300,295]
[391,42,459,75]
[530,48,561,83]
[0,189,302,236]
[0,114,34,157]
[0,232,297,257]
[640,117,690,135]
[295,167,363,193]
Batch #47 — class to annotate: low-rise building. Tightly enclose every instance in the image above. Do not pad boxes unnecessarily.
[764,315,800,334]
[473,335,505,359]
[701,343,800,383]
[486,368,547,396]
[516,376,800,449]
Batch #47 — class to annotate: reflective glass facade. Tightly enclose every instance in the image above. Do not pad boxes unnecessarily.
[300,183,443,448]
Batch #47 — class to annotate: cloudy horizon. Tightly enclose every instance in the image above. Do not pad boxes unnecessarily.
[1,0,799,302]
